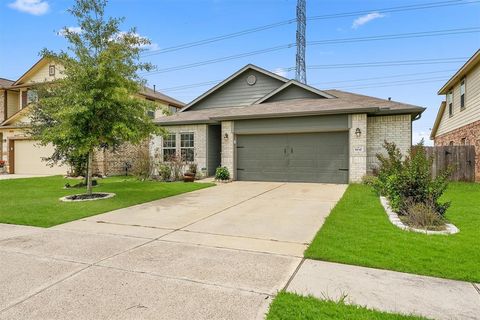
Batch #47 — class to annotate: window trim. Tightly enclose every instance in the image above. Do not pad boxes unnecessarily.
[180,132,195,163]
[49,65,55,76]
[460,77,466,110]
[447,90,453,117]
[162,133,177,162]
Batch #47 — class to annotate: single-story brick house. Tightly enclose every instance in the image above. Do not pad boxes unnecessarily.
[152,64,425,183]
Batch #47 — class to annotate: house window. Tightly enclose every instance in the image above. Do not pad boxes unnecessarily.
[461,138,467,145]
[162,134,176,161]
[27,90,38,104]
[147,110,155,119]
[49,65,55,76]
[180,132,194,162]
[460,78,466,109]
[447,90,453,117]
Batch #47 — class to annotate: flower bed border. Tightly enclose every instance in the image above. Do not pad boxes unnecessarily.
[379,196,459,235]
[59,192,116,202]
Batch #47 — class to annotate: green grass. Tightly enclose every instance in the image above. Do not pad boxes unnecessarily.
[0,176,214,227]
[305,183,480,282]
[266,292,428,320]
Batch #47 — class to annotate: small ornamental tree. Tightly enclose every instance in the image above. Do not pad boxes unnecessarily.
[30,0,161,195]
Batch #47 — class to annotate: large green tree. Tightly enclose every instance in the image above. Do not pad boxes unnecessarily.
[30,0,161,195]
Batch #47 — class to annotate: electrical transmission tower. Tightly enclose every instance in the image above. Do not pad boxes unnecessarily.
[295,0,307,84]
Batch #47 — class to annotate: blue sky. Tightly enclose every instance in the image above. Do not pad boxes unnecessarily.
[1,0,479,144]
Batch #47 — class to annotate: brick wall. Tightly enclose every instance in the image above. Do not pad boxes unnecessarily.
[349,114,367,182]
[150,124,208,177]
[434,120,480,181]
[367,114,412,173]
[221,121,235,179]
[99,142,148,176]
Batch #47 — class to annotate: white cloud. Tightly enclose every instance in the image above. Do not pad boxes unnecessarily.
[413,130,433,146]
[273,68,288,78]
[8,0,49,15]
[352,12,385,29]
[57,26,82,37]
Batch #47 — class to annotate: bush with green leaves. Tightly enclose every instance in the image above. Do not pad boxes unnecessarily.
[215,166,230,181]
[158,163,172,182]
[374,141,451,217]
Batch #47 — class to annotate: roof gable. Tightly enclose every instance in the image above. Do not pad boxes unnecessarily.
[430,101,446,139]
[182,64,288,112]
[13,57,57,86]
[438,49,480,95]
[254,80,335,104]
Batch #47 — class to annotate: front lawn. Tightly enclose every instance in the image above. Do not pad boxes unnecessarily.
[0,176,214,227]
[305,183,480,282]
[266,292,428,320]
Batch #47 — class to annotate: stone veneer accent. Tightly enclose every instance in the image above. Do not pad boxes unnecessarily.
[349,114,367,183]
[367,114,412,173]
[221,121,235,179]
[150,124,208,177]
[434,119,480,181]
[0,91,5,123]
[380,196,459,235]
[93,142,148,176]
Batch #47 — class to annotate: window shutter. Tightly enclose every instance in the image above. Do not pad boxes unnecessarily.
[22,91,28,108]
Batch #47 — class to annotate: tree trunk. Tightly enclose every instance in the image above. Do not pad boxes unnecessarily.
[86,150,94,195]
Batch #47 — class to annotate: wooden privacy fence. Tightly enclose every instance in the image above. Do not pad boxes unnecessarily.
[425,146,476,182]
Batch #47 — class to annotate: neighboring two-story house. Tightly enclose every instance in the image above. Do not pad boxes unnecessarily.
[430,49,480,181]
[0,57,184,176]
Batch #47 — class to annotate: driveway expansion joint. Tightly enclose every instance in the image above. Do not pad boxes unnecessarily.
[472,283,480,296]
[94,263,275,297]
[282,258,306,291]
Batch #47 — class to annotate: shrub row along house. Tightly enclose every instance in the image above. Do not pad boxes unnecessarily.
[152,64,425,183]
[0,57,184,175]
[431,49,480,181]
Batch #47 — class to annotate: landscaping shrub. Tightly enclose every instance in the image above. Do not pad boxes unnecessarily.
[132,146,153,180]
[215,166,230,181]
[375,141,451,218]
[402,199,446,230]
[158,163,172,181]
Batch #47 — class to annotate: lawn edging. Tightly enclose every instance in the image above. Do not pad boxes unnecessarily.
[379,196,459,235]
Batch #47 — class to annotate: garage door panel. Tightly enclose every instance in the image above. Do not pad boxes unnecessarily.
[14,140,68,175]
[237,132,348,183]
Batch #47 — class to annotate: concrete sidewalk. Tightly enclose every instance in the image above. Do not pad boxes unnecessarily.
[0,182,346,319]
[286,260,480,320]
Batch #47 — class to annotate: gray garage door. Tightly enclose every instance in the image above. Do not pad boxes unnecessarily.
[236,132,349,183]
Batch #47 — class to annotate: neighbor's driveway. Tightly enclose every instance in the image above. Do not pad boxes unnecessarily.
[0,182,346,319]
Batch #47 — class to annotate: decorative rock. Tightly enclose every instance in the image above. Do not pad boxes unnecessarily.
[59,192,116,202]
[379,196,459,235]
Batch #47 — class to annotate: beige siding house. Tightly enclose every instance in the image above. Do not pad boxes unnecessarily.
[152,64,424,183]
[0,57,184,176]
[431,49,480,180]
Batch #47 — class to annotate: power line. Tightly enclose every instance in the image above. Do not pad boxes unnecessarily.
[142,44,295,75]
[310,69,456,85]
[306,57,469,70]
[335,78,448,90]
[143,27,477,75]
[337,75,448,88]
[159,69,456,93]
[307,27,480,46]
[140,0,479,57]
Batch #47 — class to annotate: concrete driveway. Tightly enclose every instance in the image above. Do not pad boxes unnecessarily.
[0,182,346,319]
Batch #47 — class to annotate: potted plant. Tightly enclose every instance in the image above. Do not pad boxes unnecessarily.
[183,163,197,182]
[0,160,6,174]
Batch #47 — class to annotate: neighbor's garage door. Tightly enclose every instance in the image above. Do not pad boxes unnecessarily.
[14,140,67,175]
[236,132,349,183]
